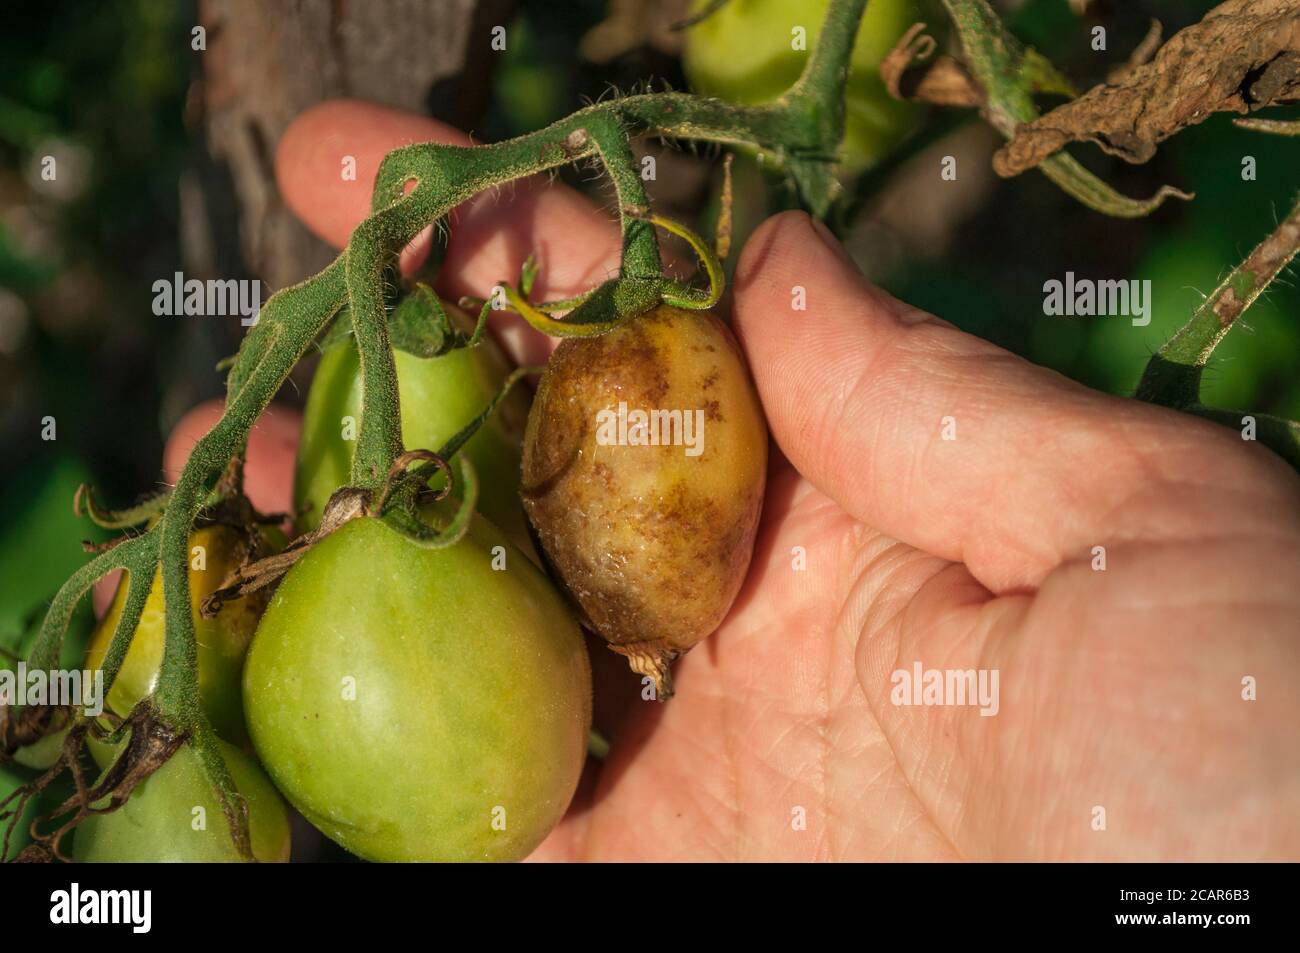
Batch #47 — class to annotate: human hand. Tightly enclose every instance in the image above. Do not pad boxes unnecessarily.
[189,99,1299,861]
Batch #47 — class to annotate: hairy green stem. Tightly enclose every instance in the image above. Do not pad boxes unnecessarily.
[93,548,155,699]
[1138,193,1300,408]
[1136,194,1300,471]
[22,534,153,679]
[585,113,659,278]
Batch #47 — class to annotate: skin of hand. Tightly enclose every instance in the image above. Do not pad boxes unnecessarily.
[158,99,1300,862]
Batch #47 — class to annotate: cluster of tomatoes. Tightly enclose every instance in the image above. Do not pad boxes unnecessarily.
[58,301,587,862]
[7,292,766,863]
[4,0,921,861]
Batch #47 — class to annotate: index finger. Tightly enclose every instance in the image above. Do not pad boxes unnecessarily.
[275,100,621,364]
[92,401,302,618]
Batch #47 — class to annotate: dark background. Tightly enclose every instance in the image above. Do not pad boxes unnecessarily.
[1,0,1297,639]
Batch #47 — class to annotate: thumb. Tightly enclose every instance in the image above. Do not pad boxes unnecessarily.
[730,211,1293,593]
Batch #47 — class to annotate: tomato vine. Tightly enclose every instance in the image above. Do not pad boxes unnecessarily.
[8,0,874,860]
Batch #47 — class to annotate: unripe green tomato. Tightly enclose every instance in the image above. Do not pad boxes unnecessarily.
[1,652,67,771]
[84,524,270,756]
[681,0,921,169]
[4,577,97,771]
[295,313,532,552]
[72,739,290,863]
[0,762,38,861]
[1,763,78,860]
[7,724,64,772]
[243,511,592,862]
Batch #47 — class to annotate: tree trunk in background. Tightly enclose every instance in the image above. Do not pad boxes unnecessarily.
[191,0,513,291]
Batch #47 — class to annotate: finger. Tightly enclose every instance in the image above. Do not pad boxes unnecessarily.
[91,573,121,619]
[732,211,1300,592]
[92,401,301,618]
[163,401,301,516]
[274,100,453,273]
[275,99,621,365]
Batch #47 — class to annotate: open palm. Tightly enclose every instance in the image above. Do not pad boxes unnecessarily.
[191,101,1298,861]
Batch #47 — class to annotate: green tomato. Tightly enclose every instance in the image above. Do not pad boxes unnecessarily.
[295,313,532,552]
[9,727,65,772]
[72,739,290,863]
[84,524,269,754]
[243,511,592,862]
[1,762,79,861]
[681,0,921,169]
[3,524,99,772]
[0,762,38,861]
[1,646,68,770]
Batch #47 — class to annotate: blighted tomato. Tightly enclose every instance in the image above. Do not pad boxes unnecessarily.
[295,302,532,550]
[522,305,767,694]
[242,511,591,862]
[84,525,270,755]
[682,0,921,169]
[72,739,290,863]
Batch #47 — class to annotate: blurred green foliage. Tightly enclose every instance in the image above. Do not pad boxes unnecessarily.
[0,459,103,641]
[680,0,921,169]
[893,0,1299,415]
[0,0,192,635]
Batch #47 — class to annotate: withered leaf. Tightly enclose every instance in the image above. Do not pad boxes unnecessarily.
[880,22,982,108]
[995,0,1300,177]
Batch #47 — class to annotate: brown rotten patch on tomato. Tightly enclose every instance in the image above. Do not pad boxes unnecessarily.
[521,305,768,699]
[994,0,1300,177]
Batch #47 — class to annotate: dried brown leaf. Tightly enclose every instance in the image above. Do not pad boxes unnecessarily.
[995,0,1300,177]
[881,22,982,107]
[1106,19,1163,85]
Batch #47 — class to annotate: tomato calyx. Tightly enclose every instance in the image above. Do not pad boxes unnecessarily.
[206,447,483,610]
[1,702,186,863]
[201,485,372,617]
[481,211,728,346]
[0,703,68,762]
[609,641,681,701]
[317,283,493,361]
[389,284,491,358]
[380,454,478,550]
[204,444,475,610]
